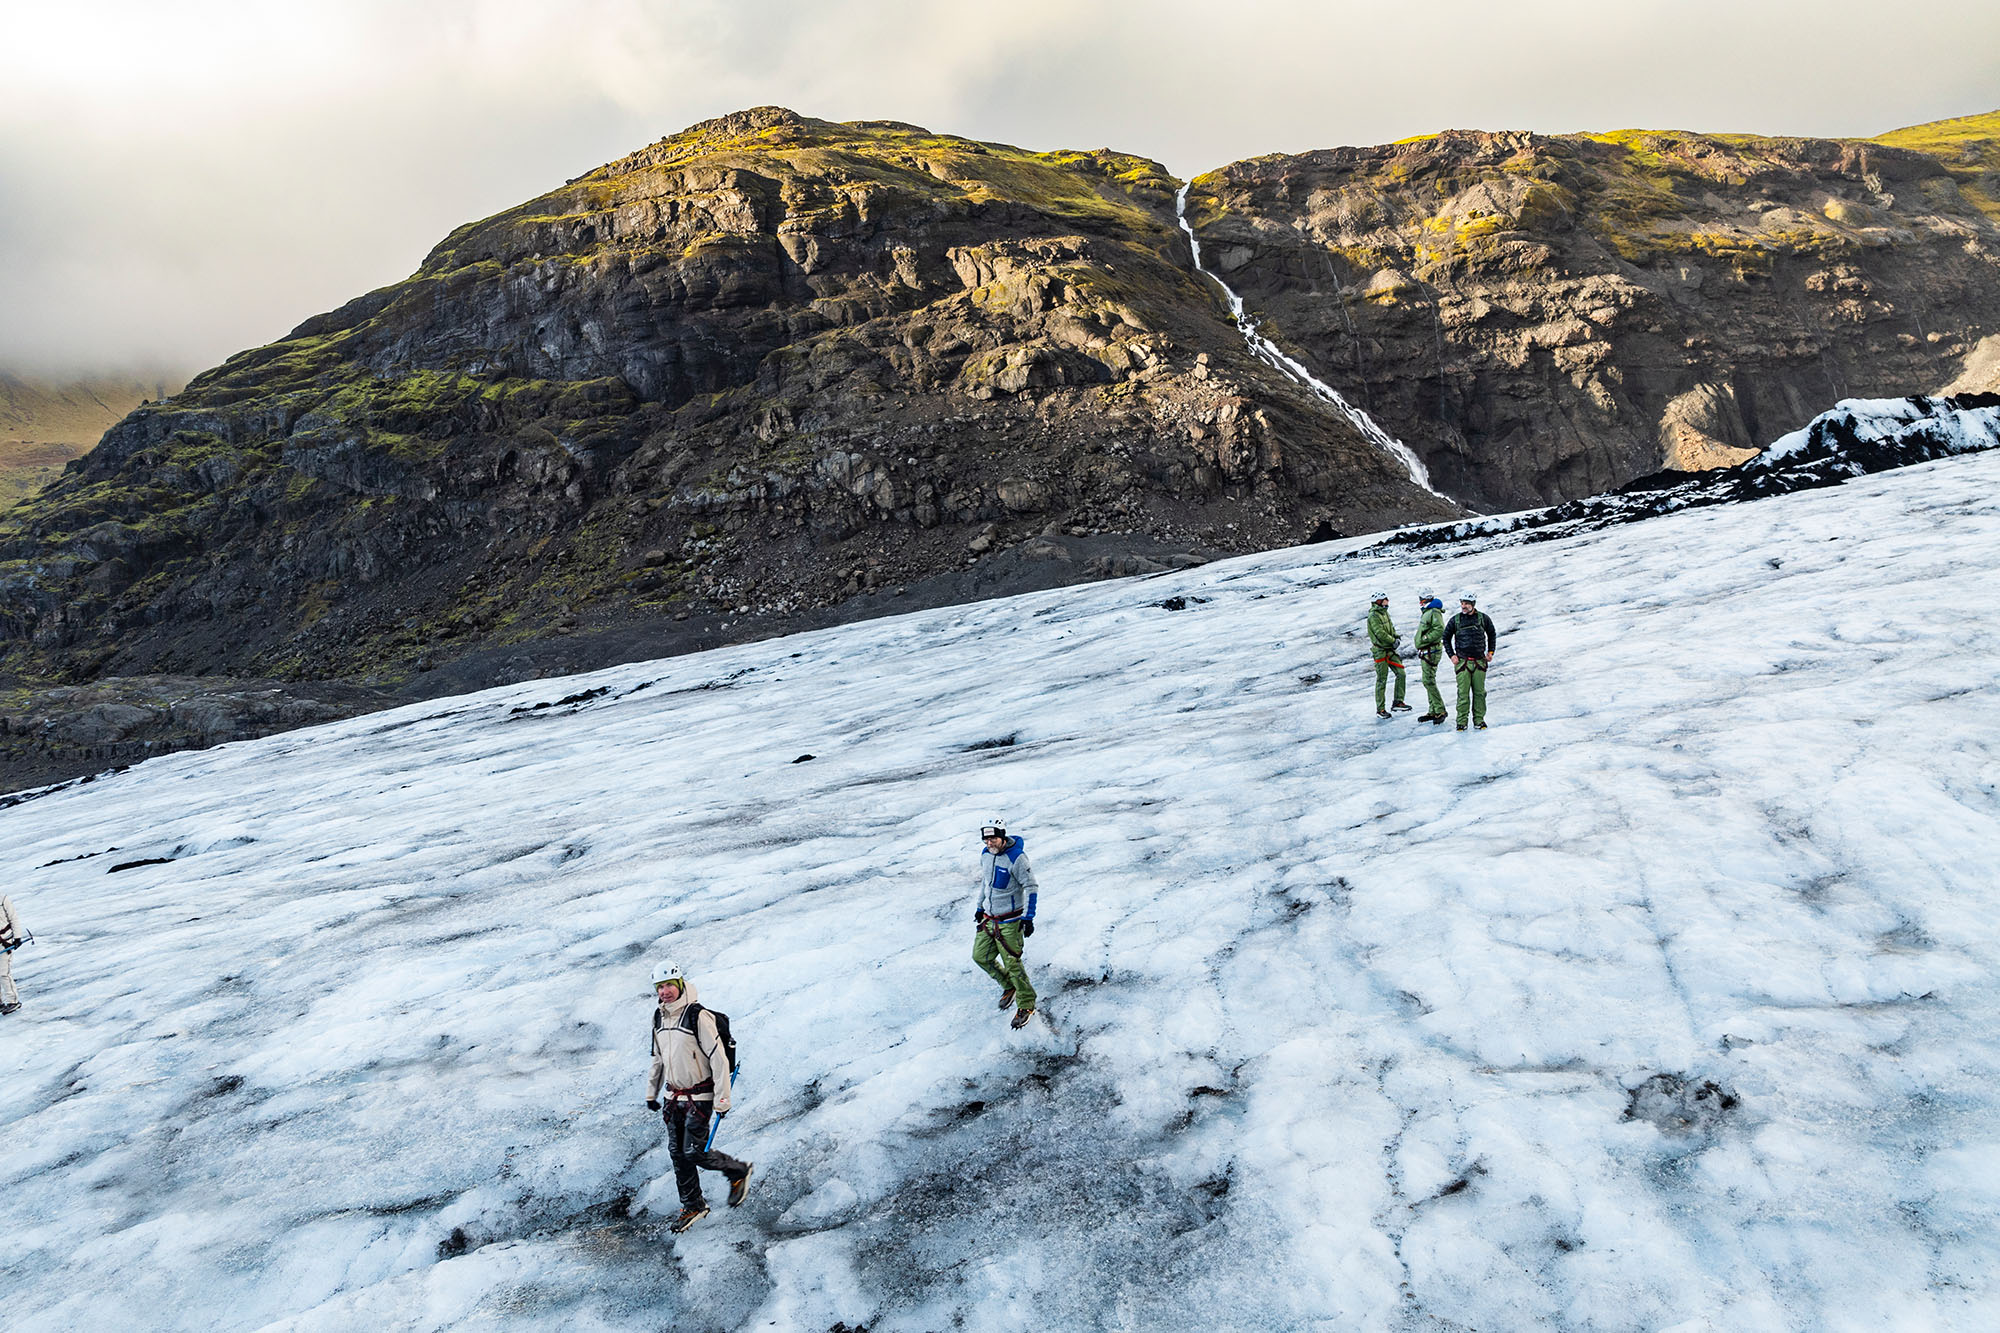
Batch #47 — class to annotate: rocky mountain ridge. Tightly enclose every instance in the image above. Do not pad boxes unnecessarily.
[1185,112,2000,510]
[0,106,1995,791]
[0,108,1446,696]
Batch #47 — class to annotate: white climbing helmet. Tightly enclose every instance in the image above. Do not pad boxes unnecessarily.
[1457,591,1478,605]
[1416,588,1435,600]
[651,960,687,990]
[1370,590,1388,602]
[980,816,1008,839]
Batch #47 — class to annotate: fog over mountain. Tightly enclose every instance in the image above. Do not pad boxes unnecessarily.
[5,0,1998,375]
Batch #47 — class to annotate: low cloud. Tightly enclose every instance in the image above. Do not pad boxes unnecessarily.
[3,0,1994,376]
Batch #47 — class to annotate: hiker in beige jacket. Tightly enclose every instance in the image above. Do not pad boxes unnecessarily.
[1,894,25,1013]
[644,962,751,1232]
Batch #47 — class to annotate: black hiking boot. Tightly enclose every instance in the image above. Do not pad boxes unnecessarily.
[0,1002,17,1015]
[1475,721,1489,730]
[1376,709,1392,719]
[729,1166,753,1208]
[1010,1006,1036,1030]
[1430,713,1446,725]
[1456,723,1468,731]
[1391,701,1412,711]
[671,1204,709,1234]
[997,987,1016,1009]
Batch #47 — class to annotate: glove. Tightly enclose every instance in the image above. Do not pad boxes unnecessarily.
[1022,920,1035,938]
[647,1099,661,1112]
[975,910,989,924]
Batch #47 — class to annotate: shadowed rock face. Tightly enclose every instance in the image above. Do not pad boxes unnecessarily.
[0,107,1447,689]
[1,108,1996,786]
[1186,124,2000,511]
[0,675,395,795]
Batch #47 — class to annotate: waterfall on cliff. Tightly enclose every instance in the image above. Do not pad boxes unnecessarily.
[1175,184,1440,497]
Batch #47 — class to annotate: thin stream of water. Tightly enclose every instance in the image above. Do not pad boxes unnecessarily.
[1175,184,1440,497]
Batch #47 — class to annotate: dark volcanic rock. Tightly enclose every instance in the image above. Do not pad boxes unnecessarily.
[0,675,394,792]
[1,110,1996,789]
[0,107,1449,695]
[1187,124,2000,511]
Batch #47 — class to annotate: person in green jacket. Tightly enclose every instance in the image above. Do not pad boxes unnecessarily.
[1367,593,1409,717]
[1413,590,1447,724]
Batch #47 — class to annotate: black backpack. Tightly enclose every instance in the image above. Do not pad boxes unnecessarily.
[655,1002,738,1077]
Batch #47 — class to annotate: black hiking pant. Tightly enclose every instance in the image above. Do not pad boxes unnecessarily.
[665,1099,748,1208]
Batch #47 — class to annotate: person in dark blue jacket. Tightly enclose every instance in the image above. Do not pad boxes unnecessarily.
[972,816,1041,1028]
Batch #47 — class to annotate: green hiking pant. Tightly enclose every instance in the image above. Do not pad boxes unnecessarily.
[1420,653,1444,715]
[1455,659,1488,726]
[1374,658,1407,710]
[973,919,1035,1010]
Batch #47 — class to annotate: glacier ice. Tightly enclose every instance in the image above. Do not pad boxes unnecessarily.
[2,450,1999,1329]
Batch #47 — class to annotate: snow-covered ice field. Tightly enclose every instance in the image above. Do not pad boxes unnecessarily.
[4,449,1999,1331]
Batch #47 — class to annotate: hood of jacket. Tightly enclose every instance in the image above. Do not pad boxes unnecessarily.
[657,979,700,1023]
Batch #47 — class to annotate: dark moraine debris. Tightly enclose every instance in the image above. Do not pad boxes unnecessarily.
[1623,1072,1741,1136]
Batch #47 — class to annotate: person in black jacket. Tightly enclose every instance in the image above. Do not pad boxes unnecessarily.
[1445,593,1498,730]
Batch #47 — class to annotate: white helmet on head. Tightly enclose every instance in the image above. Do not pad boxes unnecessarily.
[1370,590,1388,602]
[1457,591,1478,605]
[979,816,1008,839]
[1416,588,1435,600]
[651,960,687,989]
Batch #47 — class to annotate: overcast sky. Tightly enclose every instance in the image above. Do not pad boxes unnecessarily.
[3,0,1995,377]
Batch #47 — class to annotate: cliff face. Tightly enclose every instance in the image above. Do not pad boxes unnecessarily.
[1186,119,2000,510]
[0,108,1445,685]
[4,107,1998,702]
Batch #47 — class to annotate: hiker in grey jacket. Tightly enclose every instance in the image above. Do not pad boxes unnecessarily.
[645,961,751,1232]
[973,816,1041,1028]
[1,894,25,1014]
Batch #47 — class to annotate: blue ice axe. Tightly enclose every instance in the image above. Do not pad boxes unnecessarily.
[705,1066,739,1151]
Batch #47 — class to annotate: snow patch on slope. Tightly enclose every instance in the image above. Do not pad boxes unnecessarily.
[1391,392,2000,554]
[1755,393,2000,470]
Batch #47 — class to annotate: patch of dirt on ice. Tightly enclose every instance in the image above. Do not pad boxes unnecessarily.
[1622,1073,1741,1137]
